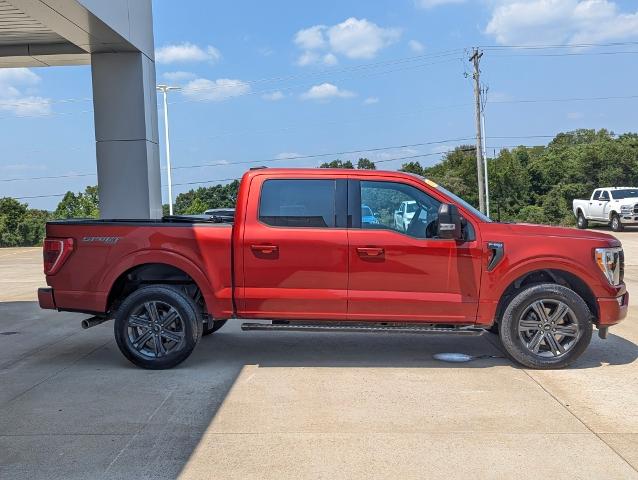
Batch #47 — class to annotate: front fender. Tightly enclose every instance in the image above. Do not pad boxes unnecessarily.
[477,255,603,325]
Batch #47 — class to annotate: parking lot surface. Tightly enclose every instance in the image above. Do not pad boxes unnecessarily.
[0,233,637,479]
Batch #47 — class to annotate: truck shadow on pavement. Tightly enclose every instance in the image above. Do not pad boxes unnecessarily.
[192,323,638,370]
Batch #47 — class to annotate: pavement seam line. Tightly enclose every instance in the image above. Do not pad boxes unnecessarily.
[522,369,638,473]
[1,340,111,408]
[103,386,177,476]
[0,327,85,371]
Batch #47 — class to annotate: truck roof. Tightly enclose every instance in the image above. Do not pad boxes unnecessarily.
[595,187,637,190]
[242,167,426,181]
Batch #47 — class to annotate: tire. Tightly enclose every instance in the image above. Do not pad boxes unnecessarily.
[610,213,623,232]
[576,212,588,229]
[203,319,227,336]
[499,283,593,369]
[114,285,202,369]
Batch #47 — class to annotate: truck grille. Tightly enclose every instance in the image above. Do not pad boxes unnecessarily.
[634,204,638,214]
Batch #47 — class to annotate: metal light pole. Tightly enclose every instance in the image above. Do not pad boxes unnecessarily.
[481,112,490,217]
[157,84,181,215]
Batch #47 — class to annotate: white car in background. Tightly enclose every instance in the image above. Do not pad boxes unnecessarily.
[573,187,638,231]
[394,200,418,232]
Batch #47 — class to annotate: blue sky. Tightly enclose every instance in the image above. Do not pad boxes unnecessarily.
[1,0,638,209]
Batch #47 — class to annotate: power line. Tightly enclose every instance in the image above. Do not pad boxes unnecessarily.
[1,131,625,184]
[480,41,638,50]
[489,94,638,105]
[487,50,638,58]
[169,136,477,171]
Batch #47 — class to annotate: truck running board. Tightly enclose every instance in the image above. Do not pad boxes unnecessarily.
[240,322,484,336]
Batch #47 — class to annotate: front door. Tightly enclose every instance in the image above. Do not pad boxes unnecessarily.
[591,190,608,220]
[347,179,482,323]
[239,175,348,320]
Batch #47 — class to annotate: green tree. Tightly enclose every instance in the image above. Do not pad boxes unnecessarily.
[0,198,49,247]
[54,185,99,219]
[319,159,354,169]
[174,180,240,215]
[357,158,376,170]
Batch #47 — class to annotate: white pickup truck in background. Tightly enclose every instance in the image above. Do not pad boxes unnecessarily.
[573,187,638,231]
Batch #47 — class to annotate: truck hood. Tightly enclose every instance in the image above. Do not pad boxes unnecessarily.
[481,222,620,246]
[613,197,638,205]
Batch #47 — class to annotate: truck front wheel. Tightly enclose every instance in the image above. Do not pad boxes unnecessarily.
[114,285,202,369]
[610,214,623,232]
[499,283,592,369]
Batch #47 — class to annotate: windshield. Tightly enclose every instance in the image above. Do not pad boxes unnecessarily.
[427,180,492,222]
[611,189,638,200]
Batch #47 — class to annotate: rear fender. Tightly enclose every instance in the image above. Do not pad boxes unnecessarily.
[99,249,222,317]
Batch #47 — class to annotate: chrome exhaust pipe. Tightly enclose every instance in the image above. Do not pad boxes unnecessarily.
[81,316,108,329]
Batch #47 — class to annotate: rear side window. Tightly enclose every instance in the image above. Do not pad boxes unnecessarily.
[259,179,336,228]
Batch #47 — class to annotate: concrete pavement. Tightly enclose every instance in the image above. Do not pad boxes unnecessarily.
[0,232,637,479]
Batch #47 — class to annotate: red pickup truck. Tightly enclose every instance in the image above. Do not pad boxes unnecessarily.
[39,168,628,369]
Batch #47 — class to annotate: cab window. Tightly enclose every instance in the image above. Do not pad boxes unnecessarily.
[259,179,336,228]
[359,181,441,239]
[600,191,610,201]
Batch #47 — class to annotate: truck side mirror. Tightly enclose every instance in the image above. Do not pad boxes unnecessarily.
[437,203,462,240]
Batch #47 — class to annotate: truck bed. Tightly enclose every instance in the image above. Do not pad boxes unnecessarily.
[44,217,234,318]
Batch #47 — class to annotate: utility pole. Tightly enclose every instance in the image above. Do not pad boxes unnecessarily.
[157,84,181,215]
[469,48,486,214]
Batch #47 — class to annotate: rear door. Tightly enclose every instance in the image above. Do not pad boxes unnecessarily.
[239,175,349,320]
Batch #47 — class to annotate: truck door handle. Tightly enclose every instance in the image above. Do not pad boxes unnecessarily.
[357,247,384,257]
[251,244,279,254]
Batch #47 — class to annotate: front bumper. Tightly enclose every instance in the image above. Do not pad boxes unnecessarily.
[38,287,56,310]
[597,291,628,326]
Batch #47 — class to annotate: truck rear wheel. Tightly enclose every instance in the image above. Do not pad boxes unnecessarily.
[114,285,202,369]
[499,283,592,369]
[576,212,588,229]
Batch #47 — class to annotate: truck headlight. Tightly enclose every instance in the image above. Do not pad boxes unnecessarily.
[620,205,631,214]
[595,247,623,286]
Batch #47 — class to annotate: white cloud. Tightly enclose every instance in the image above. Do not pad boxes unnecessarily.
[156,42,222,64]
[408,40,426,53]
[363,97,380,105]
[294,25,327,50]
[300,83,355,101]
[0,68,51,116]
[328,18,401,59]
[415,0,466,8]
[262,91,285,101]
[485,0,638,45]
[182,78,251,102]
[162,71,197,82]
[276,152,303,160]
[294,17,400,66]
[323,53,338,65]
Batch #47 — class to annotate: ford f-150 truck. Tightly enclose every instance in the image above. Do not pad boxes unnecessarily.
[573,187,638,231]
[39,168,628,370]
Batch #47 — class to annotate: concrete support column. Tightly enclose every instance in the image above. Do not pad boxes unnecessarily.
[91,51,162,219]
